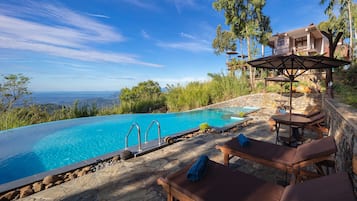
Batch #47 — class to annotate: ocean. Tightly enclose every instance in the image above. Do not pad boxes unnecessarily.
[30,91,120,107]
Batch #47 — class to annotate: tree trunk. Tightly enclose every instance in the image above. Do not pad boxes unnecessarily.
[348,0,353,61]
[321,31,343,98]
[247,36,254,90]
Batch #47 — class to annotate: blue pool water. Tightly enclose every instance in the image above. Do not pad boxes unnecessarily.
[0,107,257,185]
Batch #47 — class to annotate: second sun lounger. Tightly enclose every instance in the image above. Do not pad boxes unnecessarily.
[157,159,355,201]
[215,136,337,182]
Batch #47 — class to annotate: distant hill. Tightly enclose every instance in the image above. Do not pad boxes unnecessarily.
[29,91,120,108]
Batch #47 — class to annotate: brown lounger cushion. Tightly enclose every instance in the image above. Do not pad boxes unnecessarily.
[165,160,284,201]
[307,112,325,122]
[224,138,296,165]
[159,160,356,201]
[223,136,336,166]
[293,136,336,163]
[280,172,356,201]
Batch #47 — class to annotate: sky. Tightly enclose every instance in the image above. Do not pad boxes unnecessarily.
[0,0,336,92]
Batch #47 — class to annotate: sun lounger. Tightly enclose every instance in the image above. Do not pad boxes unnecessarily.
[157,159,355,201]
[305,112,328,138]
[294,111,328,138]
[215,136,337,183]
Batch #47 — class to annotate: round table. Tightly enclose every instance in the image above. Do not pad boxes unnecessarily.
[271,114,311,146]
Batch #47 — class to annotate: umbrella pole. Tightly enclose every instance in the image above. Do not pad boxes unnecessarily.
[289,79,293,117]
[289,78,293,143]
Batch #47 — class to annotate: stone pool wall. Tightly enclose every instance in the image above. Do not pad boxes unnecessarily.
[202,92,322,113]
[323,98,357,192]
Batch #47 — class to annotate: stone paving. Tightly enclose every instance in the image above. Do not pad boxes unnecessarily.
[18,107,312,201]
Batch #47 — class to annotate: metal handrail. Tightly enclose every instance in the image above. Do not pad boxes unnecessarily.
[144,120,161,146]
[124,122,142,152]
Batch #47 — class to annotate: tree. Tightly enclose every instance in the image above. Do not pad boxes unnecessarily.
[320,0,355,61]
[119,80,165,113]
[0,74,31,112]
[212,24,237,55]
[212,0,272,90]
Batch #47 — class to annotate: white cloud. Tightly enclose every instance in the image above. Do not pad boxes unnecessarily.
[155,76,209,86]
[141,30,151,39]
[87,13,110,19]
[180,32,195,39]
[170,0,198,13]
[0,1,163,67]
[121,0,159,10]
[157,41,212,52]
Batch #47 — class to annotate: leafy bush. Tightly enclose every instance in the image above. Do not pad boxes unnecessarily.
[238,111,245,117]
[71,100,98,118]
[119,80,166,113]
[334,63,357,108]
[207,73,250,103]
[199,122,210,131]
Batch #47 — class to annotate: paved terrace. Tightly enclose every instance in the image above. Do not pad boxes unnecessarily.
[19,107,320,201]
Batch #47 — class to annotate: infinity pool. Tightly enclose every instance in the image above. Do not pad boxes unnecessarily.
[0,107,257,185]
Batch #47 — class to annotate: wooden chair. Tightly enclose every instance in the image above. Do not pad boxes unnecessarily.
[157,159,355,201]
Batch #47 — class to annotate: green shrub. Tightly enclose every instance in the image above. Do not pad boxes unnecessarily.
[199,122,210,131]
[238,111,245,117]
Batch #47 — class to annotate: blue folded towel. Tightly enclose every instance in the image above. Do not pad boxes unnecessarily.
[279,109,287,114]
[237,133,250,147]
[186,155,209,182]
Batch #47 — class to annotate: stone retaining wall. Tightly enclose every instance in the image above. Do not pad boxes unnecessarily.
[323,98,357,192]
[202,92,322,113]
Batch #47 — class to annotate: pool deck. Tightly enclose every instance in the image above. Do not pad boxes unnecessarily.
[18,107,314,201]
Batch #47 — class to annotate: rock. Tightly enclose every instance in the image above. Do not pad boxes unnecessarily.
[112,155,120,162]
[77,169,87,177]
[19,185,33,198]
[64,172,72,179]
[43,175,60,185]
[82,166,91,173]
[120,150,134,160]
[73,169,80,177]
[0,190,19,201]
[164,137,175,144]
[32,182,44,193]
[45,183,54,189]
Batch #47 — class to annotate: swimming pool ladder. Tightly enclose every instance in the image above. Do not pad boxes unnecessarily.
[144,120,161,146]
[124,120,162,152]
[125,122,142,152]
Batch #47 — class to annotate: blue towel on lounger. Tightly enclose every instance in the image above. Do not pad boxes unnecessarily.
[237,133,250,147]
[187,155,209,182]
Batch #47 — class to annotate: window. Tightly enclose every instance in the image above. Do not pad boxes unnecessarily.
[277,37,285,46]
[295,37,307,48]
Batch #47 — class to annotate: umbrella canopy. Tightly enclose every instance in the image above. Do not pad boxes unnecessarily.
[249,54,350,79]
[248,53,350,144]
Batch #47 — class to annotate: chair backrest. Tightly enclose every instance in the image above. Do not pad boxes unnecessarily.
[308,112,325,124]
[293,136,336,163]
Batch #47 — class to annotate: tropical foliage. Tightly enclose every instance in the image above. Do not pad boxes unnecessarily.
[334,63,357,107]
[119,80,166,113]
[319,0,357,62]
[212,0,272,89]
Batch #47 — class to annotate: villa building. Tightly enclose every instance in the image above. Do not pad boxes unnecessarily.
[268,24,328,56]
[267,23,349,60]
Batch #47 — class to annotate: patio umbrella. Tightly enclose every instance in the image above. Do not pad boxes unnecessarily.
[248,53,350,116]
[248,53,349,142]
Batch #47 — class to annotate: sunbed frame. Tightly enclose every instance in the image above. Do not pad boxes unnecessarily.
[216,136,337,183]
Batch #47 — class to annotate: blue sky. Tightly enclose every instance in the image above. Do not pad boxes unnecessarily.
[0,0,333,91]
